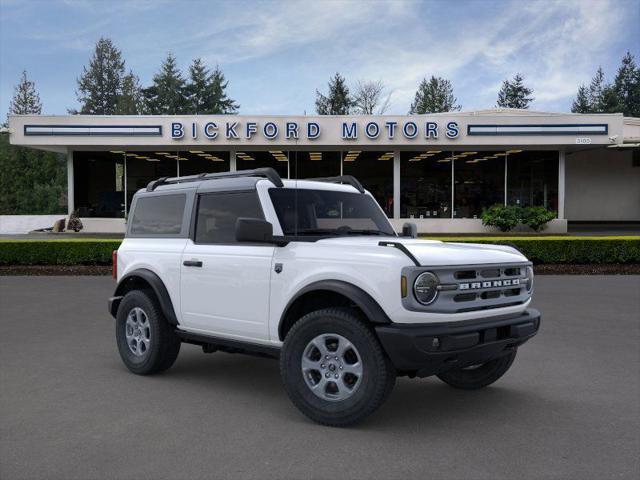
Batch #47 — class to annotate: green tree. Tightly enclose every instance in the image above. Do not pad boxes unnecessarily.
[496,73,534,109]
[613,51,640,117]
[8,70,42,117]
[116,71,144,115]
[1,70,66,215]
[185,59,239,114]
[571,85,591,113]
[143,53,188,114]
[74,37,126,114]
[409,76,460,114]
[207,65,239,114]
[315,73,353,115]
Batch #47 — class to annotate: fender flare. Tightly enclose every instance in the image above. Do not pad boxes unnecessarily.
[279,279,391,339]
[110,268,178,325]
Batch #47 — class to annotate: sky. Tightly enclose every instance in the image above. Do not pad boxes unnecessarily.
[0,0,638,118]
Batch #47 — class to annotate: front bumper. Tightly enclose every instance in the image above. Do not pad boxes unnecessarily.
[375,308,541,377]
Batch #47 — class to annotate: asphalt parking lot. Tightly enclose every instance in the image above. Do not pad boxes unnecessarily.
[1,276,638,480]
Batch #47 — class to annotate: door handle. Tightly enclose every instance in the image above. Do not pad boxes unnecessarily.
[183,260,203,267]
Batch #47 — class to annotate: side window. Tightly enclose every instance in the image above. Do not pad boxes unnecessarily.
[130,194,186,235]
[195,191,264,244]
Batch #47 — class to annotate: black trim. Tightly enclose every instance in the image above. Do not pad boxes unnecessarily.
[176,330,280,359]
[378,241,421,266]
[24,124,162,137]
[111,269,179,325]
[375,308,541,377]
[279,280,391,339]
[108,295,123,317]
[467,123,608,136]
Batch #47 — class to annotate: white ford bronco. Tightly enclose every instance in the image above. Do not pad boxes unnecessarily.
[109,167,540,426]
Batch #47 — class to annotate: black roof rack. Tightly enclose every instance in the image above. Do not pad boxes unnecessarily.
[146,167,284,192]
[306,175,365,193]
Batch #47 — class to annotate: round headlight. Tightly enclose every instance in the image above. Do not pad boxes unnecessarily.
[414,271,439,305]
[526,266,534,293]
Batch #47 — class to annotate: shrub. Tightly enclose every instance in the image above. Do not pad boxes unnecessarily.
[521,206,556,232]
[481,205,520,232]
[0,240,121,265]
[424,237,640,264]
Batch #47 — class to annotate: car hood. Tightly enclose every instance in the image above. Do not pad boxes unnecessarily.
[316,236,528,266]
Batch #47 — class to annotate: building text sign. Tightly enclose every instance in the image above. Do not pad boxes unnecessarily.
[170,119,461,142]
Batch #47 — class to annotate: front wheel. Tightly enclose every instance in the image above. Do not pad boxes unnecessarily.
[436,349,517,390]
[280,308,396,427]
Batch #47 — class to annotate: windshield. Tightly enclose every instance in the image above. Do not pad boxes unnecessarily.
[269,188,396,237]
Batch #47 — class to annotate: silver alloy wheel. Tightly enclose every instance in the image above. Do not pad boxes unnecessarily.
[301,333,363,401]
[125,307,151,357]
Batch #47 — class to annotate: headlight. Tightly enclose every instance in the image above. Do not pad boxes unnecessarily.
[414,271,439,305]
[526,266,534,293]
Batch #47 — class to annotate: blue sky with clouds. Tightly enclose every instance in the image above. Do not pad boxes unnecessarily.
[1,0,638,117]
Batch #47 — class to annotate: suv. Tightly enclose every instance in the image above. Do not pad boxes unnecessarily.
[108,167,540,426]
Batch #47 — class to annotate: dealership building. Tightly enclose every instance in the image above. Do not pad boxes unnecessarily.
[6,109,640,233]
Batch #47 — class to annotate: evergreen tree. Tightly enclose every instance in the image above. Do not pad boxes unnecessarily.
[143,53,188,114]
[186,58,209,114]
[587,66,607,112]
[315,73,353,115]
[207,65,239,114]
[496,73,534,109]
[75,37,126,114]
[613,51,640,117]
[116,71,144,115]
[185,59,239,114]
[409,76,460,114]
[571,85,591,113]
[8,70,42,116]
[1,71,66,214]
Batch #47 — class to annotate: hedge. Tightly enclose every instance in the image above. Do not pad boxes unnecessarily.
[0,240,121,265]
[422,236,640,264]
[0,237,638,266]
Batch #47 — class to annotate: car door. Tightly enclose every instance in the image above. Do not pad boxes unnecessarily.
[180,189,275,342]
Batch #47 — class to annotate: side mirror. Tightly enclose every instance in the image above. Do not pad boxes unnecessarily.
[236,218,274,243]
[402,222,418,238]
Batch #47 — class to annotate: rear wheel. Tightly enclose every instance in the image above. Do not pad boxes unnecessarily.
[116,290,181,375]
[280,308,395,427]
[436,349,517,390]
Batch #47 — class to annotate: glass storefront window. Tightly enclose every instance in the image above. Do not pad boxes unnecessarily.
[176,150,230,177]
[74,151,126,218]
[236,150,289,179]
[453,151,505,218]
[507,150,558,212]
[343,150,394,217]
[290,151,341,180]
[400,150,452,218]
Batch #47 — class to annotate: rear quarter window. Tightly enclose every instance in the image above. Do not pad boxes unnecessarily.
[129,194,186,235]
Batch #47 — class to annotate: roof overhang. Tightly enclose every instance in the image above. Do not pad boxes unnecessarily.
[7,112,627,153]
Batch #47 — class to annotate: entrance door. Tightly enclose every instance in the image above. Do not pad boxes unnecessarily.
[180,190,274,342]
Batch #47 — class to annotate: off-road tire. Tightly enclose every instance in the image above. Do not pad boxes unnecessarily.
[116,290,181,375]
[280,308,396,427]
[436,349,517,390]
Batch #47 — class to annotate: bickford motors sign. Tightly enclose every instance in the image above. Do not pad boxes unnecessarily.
[171,119,461,141]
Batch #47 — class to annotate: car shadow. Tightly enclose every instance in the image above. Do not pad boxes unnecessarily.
[122,344,554,431]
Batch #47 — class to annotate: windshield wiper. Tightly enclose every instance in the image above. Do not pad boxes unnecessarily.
[289,228,343,236]
[339,229,389,236]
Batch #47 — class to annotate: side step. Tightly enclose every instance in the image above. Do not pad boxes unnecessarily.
[176,330,280,359]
